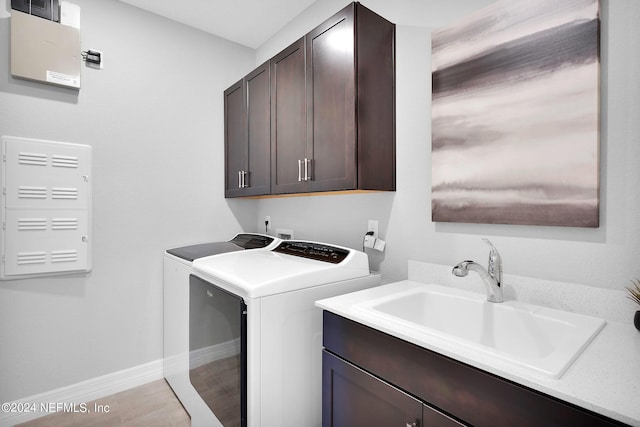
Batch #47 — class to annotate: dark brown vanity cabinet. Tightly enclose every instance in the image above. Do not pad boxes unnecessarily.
[322,311,628,427]
[323,350,462,427]
[224,62,271,197]
[271,2,396,195]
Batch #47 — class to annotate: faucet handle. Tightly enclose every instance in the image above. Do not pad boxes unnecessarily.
[482,238,499,257]
[482,238,501,274]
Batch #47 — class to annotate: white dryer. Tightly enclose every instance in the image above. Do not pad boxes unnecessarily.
[163,233,280,426]
[190,240,380,427]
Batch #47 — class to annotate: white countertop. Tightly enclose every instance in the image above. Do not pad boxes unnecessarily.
[316,278,640,426]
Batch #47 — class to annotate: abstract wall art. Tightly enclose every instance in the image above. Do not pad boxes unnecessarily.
[431,0,600,227]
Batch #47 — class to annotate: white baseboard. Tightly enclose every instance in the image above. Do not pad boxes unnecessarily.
[0,359,164,427]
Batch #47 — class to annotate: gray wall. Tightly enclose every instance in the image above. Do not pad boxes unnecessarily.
[252,0,640,289]
[0,0,255,402]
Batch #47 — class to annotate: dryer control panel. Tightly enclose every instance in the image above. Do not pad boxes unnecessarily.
[230,233,275,249]
[272,241,349,264]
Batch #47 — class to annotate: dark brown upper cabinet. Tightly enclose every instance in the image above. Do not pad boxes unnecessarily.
[271,2,396,195]
[224,62,271,197]
[225,2,395,198]
[303,5,358,193]
[270,38,308,194]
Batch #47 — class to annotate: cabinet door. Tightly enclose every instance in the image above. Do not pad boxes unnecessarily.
[244,62,271,196]
[224,65,271,198]
[423,404,467,427]
[355,3,396,191]
[322,350,422,427]
[306,5,357,192]
[271,38,308,194]
[224,79,247,197]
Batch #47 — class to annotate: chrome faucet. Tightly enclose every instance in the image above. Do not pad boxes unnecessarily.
[452,238,503,303]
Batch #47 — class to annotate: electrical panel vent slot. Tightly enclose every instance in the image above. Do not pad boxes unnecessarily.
[52,155,79,168]
[18,186,47,199]
[17,251,47,265]
[52,187,78,199]
[19,152,47,166]
[18,218,47,231]
[51,250,78,263]
[52,218,78,230]
[1,136,92,280]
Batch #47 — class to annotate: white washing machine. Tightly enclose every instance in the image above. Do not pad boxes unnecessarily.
[190,240,380,427]
[163,233,280,425]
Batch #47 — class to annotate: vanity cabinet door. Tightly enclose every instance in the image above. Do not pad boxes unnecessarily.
[322,350,423,427]
[423,404,466,427]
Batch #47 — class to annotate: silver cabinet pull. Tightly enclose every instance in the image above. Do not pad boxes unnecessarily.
[238,170,248,188]
[298,159,312,182]
[304,158,311,181]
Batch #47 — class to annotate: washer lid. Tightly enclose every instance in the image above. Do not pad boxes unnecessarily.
[192,241,370,298]
[166,242,243,262]
[166,233,279,262]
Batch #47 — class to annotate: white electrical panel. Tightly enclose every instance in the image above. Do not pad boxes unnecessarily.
[1,136,92,280]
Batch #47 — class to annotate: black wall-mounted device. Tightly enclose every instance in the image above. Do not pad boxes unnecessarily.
[11,0,60,22]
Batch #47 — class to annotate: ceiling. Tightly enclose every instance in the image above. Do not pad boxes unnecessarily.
[119,0,319,49]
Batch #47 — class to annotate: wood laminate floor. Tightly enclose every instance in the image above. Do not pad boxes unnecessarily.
[16,380,190,427]
[189,355,240,427]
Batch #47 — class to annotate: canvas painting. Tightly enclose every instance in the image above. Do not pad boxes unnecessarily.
[431,0,600,227]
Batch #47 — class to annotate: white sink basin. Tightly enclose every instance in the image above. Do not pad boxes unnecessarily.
[353,284,606,378]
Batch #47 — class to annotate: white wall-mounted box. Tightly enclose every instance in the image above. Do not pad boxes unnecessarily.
[0,136,92,280]
[10,10,81,89]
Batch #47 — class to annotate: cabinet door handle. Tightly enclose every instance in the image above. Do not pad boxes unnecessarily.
[238,170,248,188]
[304,158,311,181]
[405,423,417,427]
[298,159,312,182]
